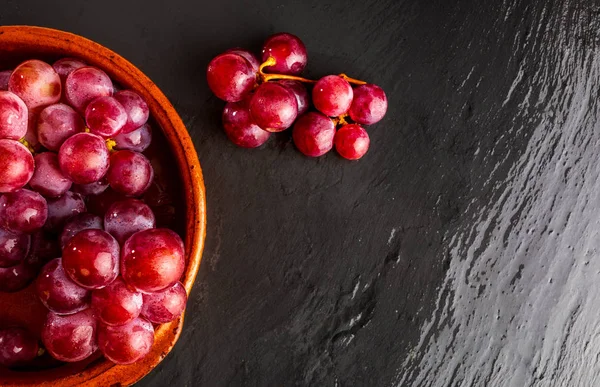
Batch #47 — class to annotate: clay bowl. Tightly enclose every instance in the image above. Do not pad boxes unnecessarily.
[0,26,206,386]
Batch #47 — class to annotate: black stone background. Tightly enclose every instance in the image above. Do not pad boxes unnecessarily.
[0,0,547,385]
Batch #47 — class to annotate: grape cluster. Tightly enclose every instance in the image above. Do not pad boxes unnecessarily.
[207,33,388,160]
[0,58,188,368]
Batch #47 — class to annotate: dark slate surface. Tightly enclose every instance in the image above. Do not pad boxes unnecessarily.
[4,0,600,386]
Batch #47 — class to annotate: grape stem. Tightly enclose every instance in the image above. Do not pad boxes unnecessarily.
[18,138,35,154]
[333,114,349,126]
[338,74,367,86]
[259,57,367,85]
[106,138,117,152]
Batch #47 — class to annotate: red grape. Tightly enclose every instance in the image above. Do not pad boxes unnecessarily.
[334,124,370,160]
[37,103,85,151]
[60,212,103,249]
[113,123,152,153]
[0,139,34,193]
[250,82,298,132]
[52,58,86,83]
[24,108,43,152]
[85,96,127,138]
[8,60,61,109]
[104,199,155,245]
[29,152,73,198]
[222,98,270,148]
[92,277,143,326]
[62,229,119,289]
[36,258,90,315]
[312,75,353,117]
[58,132,110,185]
[0,91,28,140]
[0,70,11,91]
[0,328,39,367]
[41,309,97,362]
[97,317,154,365]
[121,228,185,293]
[106,150,154,197]
[141,281,187,323]
[0,189,48,233]
[0,228,30,268]
[45,191,86,232]
[85,187,125,217]
[278,80,309,115]
[261,33,307,75]
[225,48,260,72]
[113,90,150,134]
[72,178,109,196]
[348,84,388,125]
[207,53,256,102]
[0,258,38,292]
[64,66,113,113]
[292,112,336,157]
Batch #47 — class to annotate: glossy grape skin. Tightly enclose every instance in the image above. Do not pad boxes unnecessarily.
[84,96,127,138]
[104,199,155,245]
[72,178,109,196]
[36,258,90,315]
[0,328,39,367]
[52,58,86,82]
[0,228,30,268]
[113,90,150,134]
[92,277,143,326]
[222,98,270,148]
[8,60,61,109]
[41,309,97,362]
[37,104,85,151]
[58,133,110,185]
[97,317,154,365]
[0,91,28,140]
[45,191,86,233]
[121,228,185,293]
[64,66,113,113]
[29,153,73,198]
[292,112,336,157]
[0,139,34,193]
[312,75,354,117]
[113,123,152,152]
[0,189,48,233]
[0,70,11,91]
[60,212,104,249]
[334,124,370,160]
[225,48,260,72]
[249,82,298,132]
[0,259,38,292]
[206,53,256,102]
[278,80,309,115]
[261,33,308,75]
[63,229,119,289]
[141,281,187,324]
[348,84,388,125]
[106,150,154,197]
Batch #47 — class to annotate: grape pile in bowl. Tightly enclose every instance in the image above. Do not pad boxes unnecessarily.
[0,58,188,368]
[207,32,388,160]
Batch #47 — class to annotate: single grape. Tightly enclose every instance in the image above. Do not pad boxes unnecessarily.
[0,328,39,367]
[63,229,119,289]
[36,258,90,315]
[37,103,85,151]
[0,70,11,91]
[348,84,388,125]
[0,189,48,233]
[312,75,353,117]
[58,132,110,185]
[97,317,154,365]
[292,112,336,157]
[206,53,256,102]
[8,60,61,109]
[0,228,30,268]
[278,80,309,115]
[261,33,307,75]
[64,66,113,113]
[249,82,298,132]
[113,90,150,134]
[222,98,270,148]
[106,150,154,197]
[60,212,103,249]
[29,152,73,198]
[52,58,86,83]
[113,123,152,152]
[104,199,155,245]
[121,228,185,293]
[0,139,34,193]
[224,48,260,72]
[72,178,109,196]
[0,91,28,140]
[92,277,143,326]
[41,309,97,362]
[141,281,187,324]
[84,96,127,138]
[334,124,370,160]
